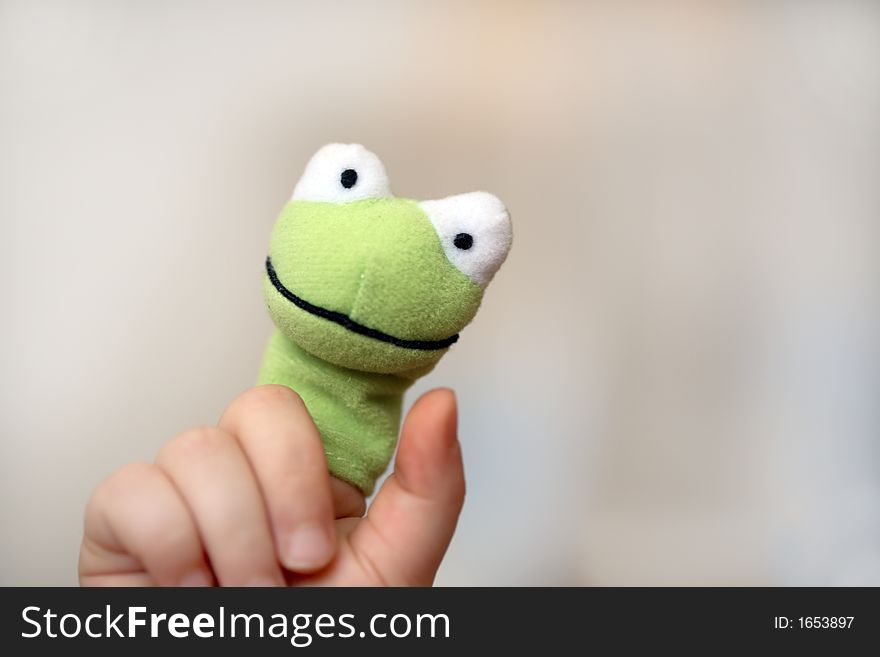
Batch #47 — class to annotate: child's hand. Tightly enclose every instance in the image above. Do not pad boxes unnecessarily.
[78,386,465,586]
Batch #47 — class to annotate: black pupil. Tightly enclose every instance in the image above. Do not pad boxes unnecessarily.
[340,169,358,189]
[453,233,473,250]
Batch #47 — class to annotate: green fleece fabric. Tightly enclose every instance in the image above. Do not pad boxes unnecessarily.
[258,145,510,494]
[259,331,411,494]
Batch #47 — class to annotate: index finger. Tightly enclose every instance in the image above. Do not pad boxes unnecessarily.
[219,385,339,572]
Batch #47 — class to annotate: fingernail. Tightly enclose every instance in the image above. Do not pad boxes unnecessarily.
[283,524,332,570]
[179,570,211,587]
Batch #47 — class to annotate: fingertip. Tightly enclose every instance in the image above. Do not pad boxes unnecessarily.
[407,387,458,445]
[395,388,463,499]
[433,387,458,438]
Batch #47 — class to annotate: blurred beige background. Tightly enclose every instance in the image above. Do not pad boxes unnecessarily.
[2,0,879,585]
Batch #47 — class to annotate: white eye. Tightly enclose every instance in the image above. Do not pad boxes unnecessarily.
[291,143,392,203]
[419,191,512,288]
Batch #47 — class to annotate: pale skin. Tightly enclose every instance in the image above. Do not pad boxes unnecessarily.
[78,385,465,587]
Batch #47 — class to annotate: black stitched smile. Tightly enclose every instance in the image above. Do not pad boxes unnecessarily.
[266,257,459,351]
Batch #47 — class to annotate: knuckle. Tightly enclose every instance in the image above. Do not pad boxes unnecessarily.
[159,425,230,464]
[232,384,305,416]
[94,462,155,502]
[85,462,158,527]
[147,515,195,555]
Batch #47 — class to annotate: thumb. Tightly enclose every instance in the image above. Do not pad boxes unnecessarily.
[349,388,465,586]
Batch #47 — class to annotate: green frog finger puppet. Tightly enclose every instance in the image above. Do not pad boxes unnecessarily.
[259,143,512,495]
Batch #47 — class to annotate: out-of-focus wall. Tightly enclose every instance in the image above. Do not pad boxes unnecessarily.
[2,0,878,585]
